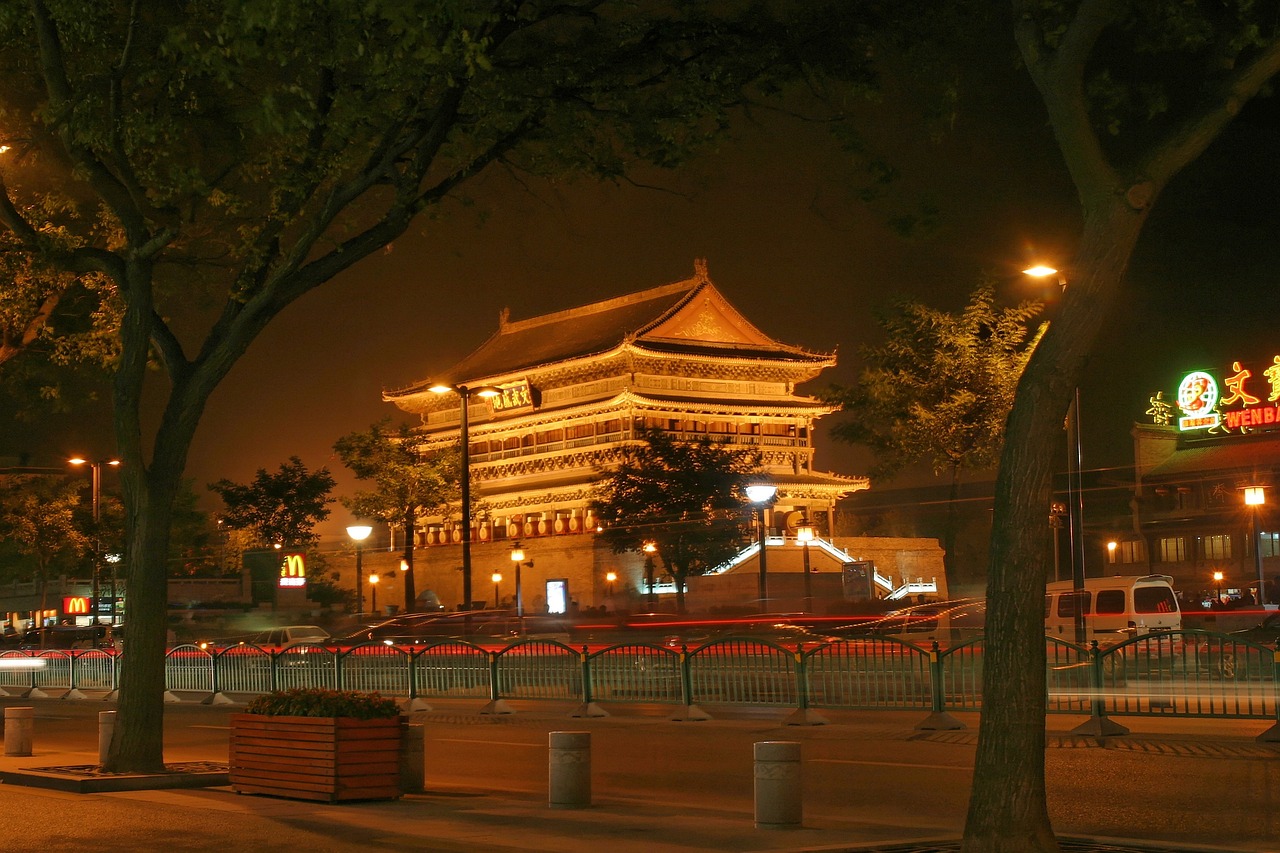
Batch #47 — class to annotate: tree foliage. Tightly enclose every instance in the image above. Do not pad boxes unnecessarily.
[827,282,1043,481]
[0,0,878,771]
[826,282,1042,587]
[209,457,335,549]
[590,426,760,613]
[0,475,88,619]
[334,418,457,611]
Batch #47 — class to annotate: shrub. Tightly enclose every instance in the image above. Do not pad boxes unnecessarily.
[245,688,400,719]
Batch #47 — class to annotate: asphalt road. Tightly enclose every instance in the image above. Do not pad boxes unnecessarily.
[1,697,1277,851]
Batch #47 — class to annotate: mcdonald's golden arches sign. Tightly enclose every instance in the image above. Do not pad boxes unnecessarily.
[63,596,91,615]
[279,553,307,588]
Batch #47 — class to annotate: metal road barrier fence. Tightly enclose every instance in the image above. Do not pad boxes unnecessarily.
[0,630,1276,732]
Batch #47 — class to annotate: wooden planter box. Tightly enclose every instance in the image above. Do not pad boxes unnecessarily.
[229,713,404,802]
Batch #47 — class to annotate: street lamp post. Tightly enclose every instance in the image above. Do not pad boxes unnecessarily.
[605,570,617,600]
[746,484,778,613]
[510,543,531,633]
[491,572,503,609]
[347,524,373,615]
[1244,486,1267,608]
[69,457,120,625]
[796,523,815,614]
[1024,265,1087,644]
[642,541,657,610]
[1050,502,1067,582]
[1213,570,1224,606]
[430,382,501,613]
[369,572,379,614]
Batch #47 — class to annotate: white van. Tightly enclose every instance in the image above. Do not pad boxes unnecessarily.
[1044,574,1180,644]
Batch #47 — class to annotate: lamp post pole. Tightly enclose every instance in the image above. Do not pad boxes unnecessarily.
[797,523,815,614]
[347,525,372,615]
[431,383,500,614]
[1068,387,1087,644]
[1245,487,1267,608]
[70,458,119,625]
[1025,266,1087,644]
[1050,502,1066,583]
[459,387,474,612]
[88,462,101,623]
[746,484,777,613]
[369,573,379,614]
[642,541,657,610]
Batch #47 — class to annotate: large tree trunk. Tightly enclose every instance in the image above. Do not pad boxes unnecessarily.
[107,469,177,772]
[103,259,217,772]
[962,200,1150,851]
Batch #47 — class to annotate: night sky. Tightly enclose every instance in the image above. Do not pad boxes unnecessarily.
[14,38,1280,542]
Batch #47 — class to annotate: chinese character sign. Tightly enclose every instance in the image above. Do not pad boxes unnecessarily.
[490,380,537,413]
[1173,357,1280,434]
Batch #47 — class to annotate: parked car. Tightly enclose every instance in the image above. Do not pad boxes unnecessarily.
[248,625,331,648]
[383,610,570,644]
[17,624,117,650]
[1230,612,1280,646]
[337,613,447,644]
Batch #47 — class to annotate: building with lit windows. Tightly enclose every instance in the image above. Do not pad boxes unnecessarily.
[1107,360,1279,606]
[382,261,878,612]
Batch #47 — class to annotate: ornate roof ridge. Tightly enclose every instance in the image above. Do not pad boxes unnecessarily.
[499,277,700,335]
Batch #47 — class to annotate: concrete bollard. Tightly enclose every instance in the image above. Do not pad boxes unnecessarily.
[548,731,591,808]
[754,740,802,828]
[4,706,34,757]
[399,723,425,794]
[99,711,116,764]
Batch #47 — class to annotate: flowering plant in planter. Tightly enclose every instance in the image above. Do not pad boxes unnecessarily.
[245,688,400,720]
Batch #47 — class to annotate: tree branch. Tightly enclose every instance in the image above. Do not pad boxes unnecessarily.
[28,0,148,241]
[1141,36,1280,185]
[1012,0,1123,203]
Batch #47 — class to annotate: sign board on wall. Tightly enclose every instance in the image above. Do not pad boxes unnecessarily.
[63,596,91,615]
[490,380,538,413]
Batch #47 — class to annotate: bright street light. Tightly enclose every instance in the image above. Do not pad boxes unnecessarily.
[746,483,777,612]
[430,382,500,613]
[796,522,815,614]
[69,457,121,625]
[1244,486,1267,607]
[1024,263,1085,643]
[347,524,373,614]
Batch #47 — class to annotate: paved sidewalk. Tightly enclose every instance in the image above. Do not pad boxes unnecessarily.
[1,701,1275,852]
[0,747,1251,853]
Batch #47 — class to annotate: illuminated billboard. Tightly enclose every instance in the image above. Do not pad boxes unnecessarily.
[1167,358,1280,434]
[279,553,307,588]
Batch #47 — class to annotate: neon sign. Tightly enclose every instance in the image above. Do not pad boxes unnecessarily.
[1173,357,1280,433]
[1176,371,1219,431]
[279,553,307,588]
